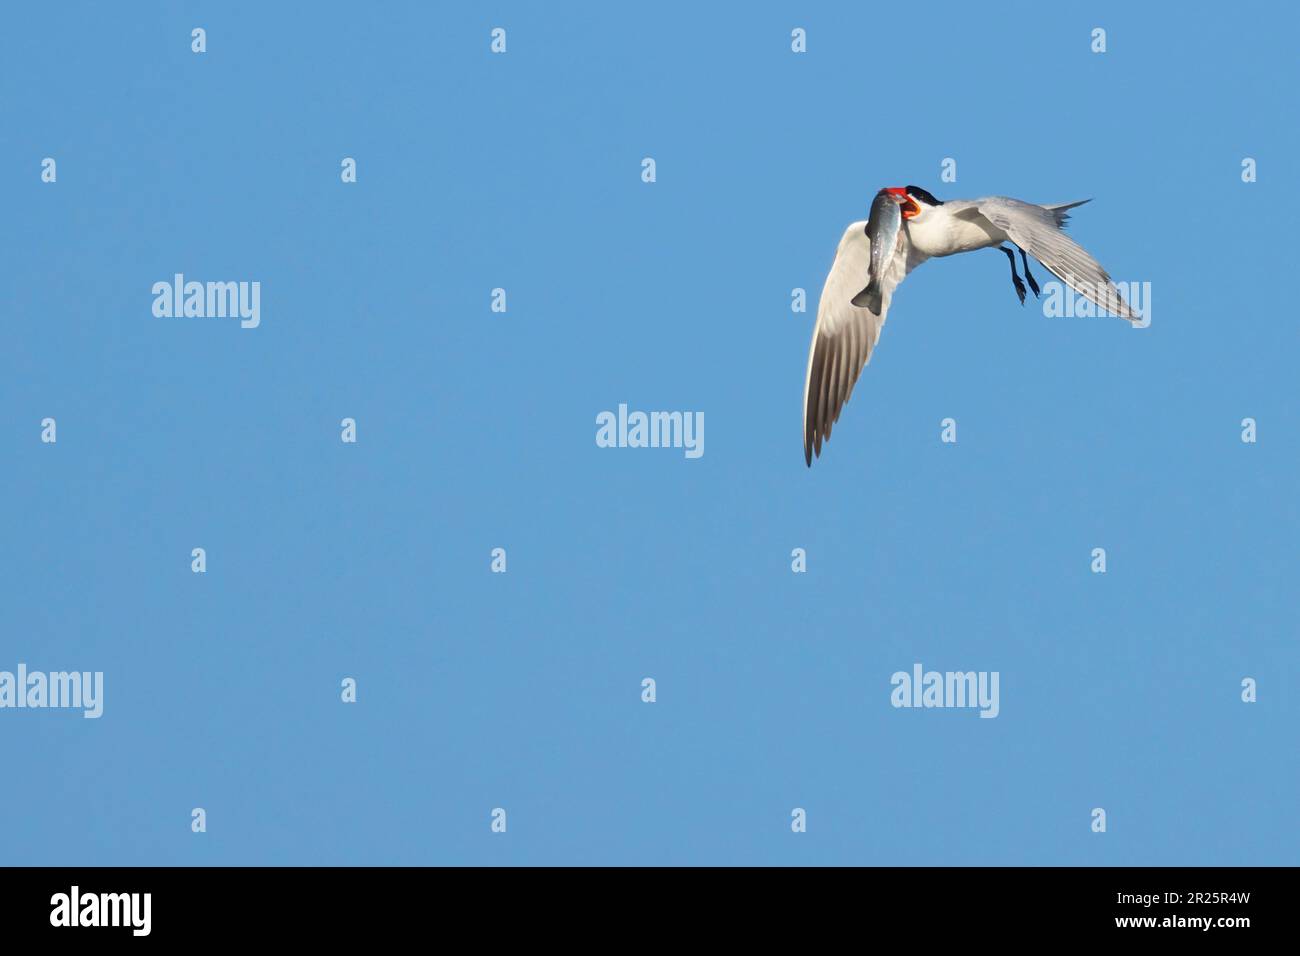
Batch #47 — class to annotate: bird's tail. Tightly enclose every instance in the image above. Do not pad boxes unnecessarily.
[1043,199,1090,228]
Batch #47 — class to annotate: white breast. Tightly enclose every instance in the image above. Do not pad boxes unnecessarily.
[904,203,1007,258]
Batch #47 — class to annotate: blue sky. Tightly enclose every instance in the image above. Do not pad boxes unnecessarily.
[2,1,1296,865]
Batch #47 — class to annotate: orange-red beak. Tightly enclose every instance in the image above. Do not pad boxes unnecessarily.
[885,187,920,219]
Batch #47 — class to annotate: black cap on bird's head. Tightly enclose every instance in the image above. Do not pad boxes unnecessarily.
[881,185,944,220]
[904,186,943,207]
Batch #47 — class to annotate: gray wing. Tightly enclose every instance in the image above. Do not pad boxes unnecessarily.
[802,221,914,466]
[975,197,1139,321]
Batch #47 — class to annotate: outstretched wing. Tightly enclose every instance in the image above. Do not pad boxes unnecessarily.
[802,221,914,466]
[975,197,1139,321]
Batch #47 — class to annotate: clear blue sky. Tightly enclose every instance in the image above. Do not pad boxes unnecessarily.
[3,1,1296,865]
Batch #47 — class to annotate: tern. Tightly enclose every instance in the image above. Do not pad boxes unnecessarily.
[802,186,1139,466]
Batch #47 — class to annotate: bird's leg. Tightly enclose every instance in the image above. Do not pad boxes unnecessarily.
[998,246,1027,305]
[1017,246,1041,298]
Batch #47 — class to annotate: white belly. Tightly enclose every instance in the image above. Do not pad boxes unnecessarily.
[905,208,1006,258]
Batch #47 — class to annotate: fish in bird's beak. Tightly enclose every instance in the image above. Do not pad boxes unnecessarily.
[852,188,904,311]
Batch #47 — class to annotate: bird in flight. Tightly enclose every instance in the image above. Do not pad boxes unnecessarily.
[802,186,1140,466]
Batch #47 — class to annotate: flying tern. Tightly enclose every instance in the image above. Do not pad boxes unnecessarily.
[802,186,1139,465]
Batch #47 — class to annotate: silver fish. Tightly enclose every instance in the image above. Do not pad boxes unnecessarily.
[851,189,901,312]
